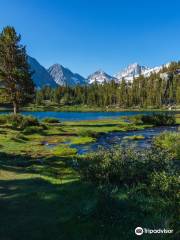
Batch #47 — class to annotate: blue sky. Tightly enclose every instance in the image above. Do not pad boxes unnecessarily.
[0,0,180,77]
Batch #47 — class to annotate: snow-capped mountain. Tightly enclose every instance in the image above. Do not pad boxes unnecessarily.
[115,63,168,82]
[28,56,57,88]
[28,55,172,88]
[115,63,149,82]
[88,70,117,84]
[48,64,87,86]
[142,63,170,78]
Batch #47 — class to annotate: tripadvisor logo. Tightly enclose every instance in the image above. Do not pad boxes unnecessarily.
[135,227,173,236]
[135,227,143,236]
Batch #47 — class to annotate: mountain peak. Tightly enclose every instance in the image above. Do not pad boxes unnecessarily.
[88,70,117,84]
[48,64,87,86]
[28,55,171,88]
[128,62,139,67]
[28,56,57,88]
[50,63,62,68]
[114,62,168,82]
[115,63,150,82]
[95,69,105,74]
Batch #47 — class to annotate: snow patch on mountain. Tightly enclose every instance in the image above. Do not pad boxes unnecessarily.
[115,63,170,82]
[88,70,117,84]
[115,63,149,82]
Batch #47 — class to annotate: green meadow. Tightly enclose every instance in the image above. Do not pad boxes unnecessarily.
[0,113,179,240]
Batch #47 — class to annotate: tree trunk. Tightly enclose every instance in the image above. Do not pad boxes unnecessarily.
[13,101,19,114]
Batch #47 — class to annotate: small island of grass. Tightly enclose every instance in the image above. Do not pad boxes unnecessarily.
[123,135,145,140]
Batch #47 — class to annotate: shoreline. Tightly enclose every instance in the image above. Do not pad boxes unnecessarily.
[0,106,180,113]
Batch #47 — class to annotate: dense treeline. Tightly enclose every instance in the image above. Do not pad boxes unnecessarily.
[35,62,180,108]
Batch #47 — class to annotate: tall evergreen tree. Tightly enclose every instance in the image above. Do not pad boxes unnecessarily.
[0,26,34,114]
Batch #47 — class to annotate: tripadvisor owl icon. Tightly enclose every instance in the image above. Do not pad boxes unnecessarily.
[135,227,143,235]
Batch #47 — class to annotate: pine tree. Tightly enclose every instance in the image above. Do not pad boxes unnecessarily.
[0,26,34,114]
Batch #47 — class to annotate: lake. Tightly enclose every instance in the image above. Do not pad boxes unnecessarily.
[0,111,173,121]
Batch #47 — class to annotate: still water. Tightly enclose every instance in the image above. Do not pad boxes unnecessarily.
[0,111,170,121]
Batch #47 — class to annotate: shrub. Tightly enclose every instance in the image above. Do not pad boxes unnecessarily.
[149,171,180,201]
[5,114,39,129]
[154,131,180,159]
[148,171,180,227]
[128,113,175,126]
[42,117,60,124]
[23,126,43,134]
[0,114,8,124]
[40,123,48,130]
[20,116,39,129]
[141,113,176,126]
[7,114,24,129]
[129,115,143,125]
[77,147,174,186]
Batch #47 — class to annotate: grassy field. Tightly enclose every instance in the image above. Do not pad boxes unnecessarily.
[0,115,179,240]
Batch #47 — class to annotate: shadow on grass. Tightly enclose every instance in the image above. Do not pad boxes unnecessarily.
[0,152,177,240]
[0,152,76,180]
[0,177,98,240]
[0,177,175,240]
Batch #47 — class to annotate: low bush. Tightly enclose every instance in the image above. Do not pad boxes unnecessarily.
[129,115,143,125]
[23,125,43,134]
[7,114,24,129]
[40,123,48,130]
[148,171,180,228]
[0,114,8,124]
[5,114,39,129]
[130,113,176,126]
[149,171,180,201]
[154,131,180,159]
[42,117,60,124]
[20,116,39,129]
[77,147,174,186]
[141,113,176,126]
